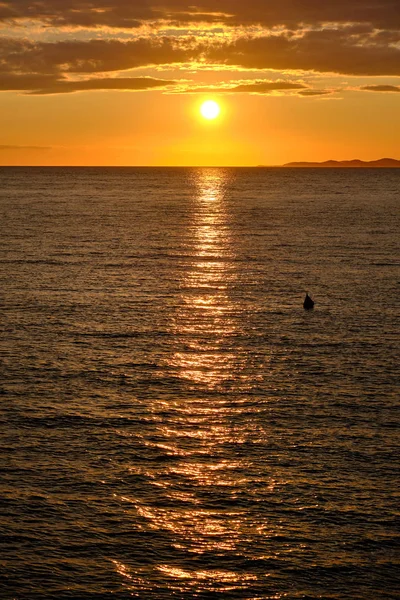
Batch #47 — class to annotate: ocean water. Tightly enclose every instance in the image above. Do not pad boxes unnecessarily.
[0,167,399,599]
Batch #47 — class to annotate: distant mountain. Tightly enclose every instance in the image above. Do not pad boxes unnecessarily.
[283,158,400,167]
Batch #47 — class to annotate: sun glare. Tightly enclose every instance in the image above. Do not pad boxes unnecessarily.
[200,100,220,120]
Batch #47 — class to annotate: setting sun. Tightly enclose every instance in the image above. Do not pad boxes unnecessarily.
[200,100,221,120]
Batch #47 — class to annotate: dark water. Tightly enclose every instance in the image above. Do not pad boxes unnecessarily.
[1,167,399,599]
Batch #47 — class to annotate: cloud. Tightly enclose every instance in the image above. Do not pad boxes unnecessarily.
[224,81,334,97]
[2,1,400,30]
[28,76,177,95]
[1,5,400,99]
[298,89,334,96]
[177,80,308,94]
[0,37,192,75]
[0,74,60,91]
[226,80,307,93]
[361,84,400,92]
[0,71,177,95]
[0,37,188,92]
[0,71,309,96]
[206,30,400,76]
[1,29,400,83]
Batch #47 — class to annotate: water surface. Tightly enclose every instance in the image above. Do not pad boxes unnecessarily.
[1,167,399,599]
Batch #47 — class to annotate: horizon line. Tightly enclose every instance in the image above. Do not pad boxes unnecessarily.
[1,165,400,169]
[1,158,399,169]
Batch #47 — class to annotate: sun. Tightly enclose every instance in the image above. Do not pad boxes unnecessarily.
[200,100,220,120]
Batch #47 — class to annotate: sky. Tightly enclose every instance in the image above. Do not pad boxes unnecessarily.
[0,0,399,166]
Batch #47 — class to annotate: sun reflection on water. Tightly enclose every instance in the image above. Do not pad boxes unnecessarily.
[169,168,239,388]
[113,169,270,596]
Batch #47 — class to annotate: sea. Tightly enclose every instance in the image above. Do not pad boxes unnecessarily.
[0,167,399,599]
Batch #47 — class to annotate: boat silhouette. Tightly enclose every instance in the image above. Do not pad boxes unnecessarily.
[303,293,315,310]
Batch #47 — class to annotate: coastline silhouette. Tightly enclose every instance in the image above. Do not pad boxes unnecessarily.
[284,158,400,168]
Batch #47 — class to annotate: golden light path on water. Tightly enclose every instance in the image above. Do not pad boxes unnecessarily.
[157,170,252,592]
[113,169,275,596]
[172,168,239,387]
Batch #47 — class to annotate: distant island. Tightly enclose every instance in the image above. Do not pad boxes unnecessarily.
[283,158,400,168]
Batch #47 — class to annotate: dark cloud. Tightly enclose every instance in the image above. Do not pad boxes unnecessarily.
[29,76,177,95]
[0,73,59,91]
[0,70,176,94]
[207,30,400,76]
[361,84,400,92]
[0,37,193,75]
[1,14,400,95]
[227,80,307,93]
[223,82,334,96]
[298,89,333,96]
[208,29,400,75]
[1,1,400,30]
[0,39,179,92]
[176,80,308,94]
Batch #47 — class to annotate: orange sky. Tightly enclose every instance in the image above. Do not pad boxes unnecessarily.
[0,1,399,166]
